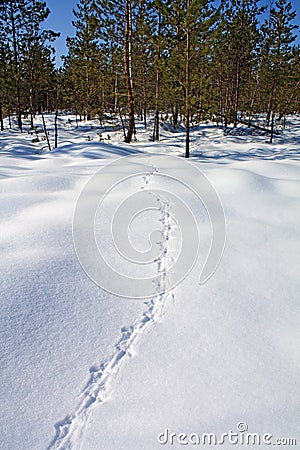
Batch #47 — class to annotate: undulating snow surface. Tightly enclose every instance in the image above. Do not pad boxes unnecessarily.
[1,115,299,450]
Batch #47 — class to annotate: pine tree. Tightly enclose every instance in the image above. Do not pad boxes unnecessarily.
[57,0,300,143]
[157,0,218,157]
[215,0,265,127]
[63,0,102,121]
[93,0,142,142]
[0,40,12,130]
[261,0,298,142]
[132,1,156,129]
[0,0,60,131]
[21,2,59,126]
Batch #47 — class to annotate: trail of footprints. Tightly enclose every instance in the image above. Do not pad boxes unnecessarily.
[48,169,176,450]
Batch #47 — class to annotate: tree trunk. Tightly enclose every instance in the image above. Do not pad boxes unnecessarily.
[218,73,223,124]
[119,106,127,140]
[185,0,191,158]
[29,60,35,129]
[143,106,147,129]
[143,77,147,129]
[54,110,58,149]
[9,0,22,132]
[267,36,282,127]
[0,101,4,131]
[124,0,135,143]
[41,112,51,151]
[153,67,160,140]
[171,104,178,129]
[269,110,275,144]
[114,76,118,113]
[233,58,241,127]
[153,13,161,141]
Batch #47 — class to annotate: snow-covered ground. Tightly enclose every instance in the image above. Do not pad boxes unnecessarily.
[1,115,299,449]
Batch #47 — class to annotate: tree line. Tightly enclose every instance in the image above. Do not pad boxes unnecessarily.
[0,0,299,155]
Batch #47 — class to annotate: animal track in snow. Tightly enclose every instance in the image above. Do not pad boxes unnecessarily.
[48,169,177,450]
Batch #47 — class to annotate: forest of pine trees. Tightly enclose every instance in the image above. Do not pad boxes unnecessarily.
[0,0,299,154]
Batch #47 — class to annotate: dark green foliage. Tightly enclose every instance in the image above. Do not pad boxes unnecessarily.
[0,0,60,130]
[1,0,299,152]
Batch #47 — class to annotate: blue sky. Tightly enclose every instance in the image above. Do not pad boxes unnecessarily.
[45,0,300,67]
[44,0,76,65]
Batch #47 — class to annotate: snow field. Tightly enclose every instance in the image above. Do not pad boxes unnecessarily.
[1,114,299,449]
